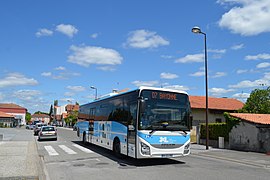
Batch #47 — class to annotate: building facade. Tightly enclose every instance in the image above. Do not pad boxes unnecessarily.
[0,103,27,125]
[31,113,50,124]
[229,113,270,153]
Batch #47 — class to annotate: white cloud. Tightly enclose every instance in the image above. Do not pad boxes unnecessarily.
[55,66,66,71]
[64,92,75,97]
[160,72,178,79]
[90,33,98,39]
[208,49,226,53]
[0,73,38,88]
[245,53,270,60]
[36,28,53,37]
[161,55,173,59]
[236,69,248,74]
[66,86,86,92]
[125,29,169,49]
[229,72,270,88]
[175,54,204,63]
[232,92,250,102]
[190,71,205,77]
[41,72,52,77]
[209,87,235,95]
[13,90,41,101]
[163,85,189,91]
[212,72,227,78]
[231,43,244,50]
[97,66,116,71]
[132,80,159,87]
[218,0,270,36]
[56,24,78,38]
[256,62,270,68]
[68,45,123,67]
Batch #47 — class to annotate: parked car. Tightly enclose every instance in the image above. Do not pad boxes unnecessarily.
[34,123,47,135]
[25,124,30,129]
[38,126,57,141]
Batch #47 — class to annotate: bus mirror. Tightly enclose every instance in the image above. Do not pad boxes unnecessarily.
[128,125,135,131]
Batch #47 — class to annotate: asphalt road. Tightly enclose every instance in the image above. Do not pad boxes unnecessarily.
[35,127,270,180]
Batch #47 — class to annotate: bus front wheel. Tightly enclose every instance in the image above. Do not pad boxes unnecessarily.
[113,138,121,158]
[83,132,86,144]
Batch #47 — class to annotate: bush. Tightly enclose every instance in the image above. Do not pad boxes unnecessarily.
[200,112,240,141]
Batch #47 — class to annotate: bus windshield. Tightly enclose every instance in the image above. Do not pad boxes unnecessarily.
[139,90,190,131]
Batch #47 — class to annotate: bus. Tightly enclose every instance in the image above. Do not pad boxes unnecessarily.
[76,86,191,159]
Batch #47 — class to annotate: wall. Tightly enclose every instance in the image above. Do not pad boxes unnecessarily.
[229,121,261,152]
[191,109,226,126]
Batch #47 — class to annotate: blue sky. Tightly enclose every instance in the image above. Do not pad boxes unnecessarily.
[1,0,270,113]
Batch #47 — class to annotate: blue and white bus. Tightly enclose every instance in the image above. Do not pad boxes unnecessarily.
[77,86,191,159]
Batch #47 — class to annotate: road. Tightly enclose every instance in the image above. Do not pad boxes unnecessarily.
[35,128,270,180]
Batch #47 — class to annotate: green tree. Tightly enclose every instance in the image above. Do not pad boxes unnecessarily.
[65,110,78,126]
[240,87,270,114]
[26,112,31,124]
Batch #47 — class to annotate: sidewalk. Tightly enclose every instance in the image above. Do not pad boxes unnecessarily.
[191,144,270,168]
[0,141,41,179]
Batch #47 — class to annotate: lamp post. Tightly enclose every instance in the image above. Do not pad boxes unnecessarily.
[192,26,209,150]
[90,86,98,100]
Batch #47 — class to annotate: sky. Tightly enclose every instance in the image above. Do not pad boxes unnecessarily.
[1,0,270,113]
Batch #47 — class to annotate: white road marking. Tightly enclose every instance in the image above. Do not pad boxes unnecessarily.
[59,145,77,155]
[72,144,94,153]
[44,145,59,156]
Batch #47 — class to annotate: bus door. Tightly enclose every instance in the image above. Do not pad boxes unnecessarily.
[127,102,137,158]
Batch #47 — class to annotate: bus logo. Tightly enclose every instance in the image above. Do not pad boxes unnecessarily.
[159,137,169,143]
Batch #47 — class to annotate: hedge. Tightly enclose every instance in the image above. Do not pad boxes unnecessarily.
[200,112,240,141]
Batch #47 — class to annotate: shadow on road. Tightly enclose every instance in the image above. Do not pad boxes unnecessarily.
[72,141,186,167]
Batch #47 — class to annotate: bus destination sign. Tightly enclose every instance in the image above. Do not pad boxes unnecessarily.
[152,92,178,100]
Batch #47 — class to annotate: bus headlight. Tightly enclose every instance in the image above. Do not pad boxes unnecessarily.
[141,142,150,155]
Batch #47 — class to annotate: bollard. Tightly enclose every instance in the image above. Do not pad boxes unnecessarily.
[218,137,224,149]
[0,134,3,141]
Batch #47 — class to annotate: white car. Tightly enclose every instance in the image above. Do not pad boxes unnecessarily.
[38,126,57,141]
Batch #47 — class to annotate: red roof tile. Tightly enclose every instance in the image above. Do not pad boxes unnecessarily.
[0,111,14,118]
[0,103,27,110]
[189,96,244,111]
[230,113,270,125]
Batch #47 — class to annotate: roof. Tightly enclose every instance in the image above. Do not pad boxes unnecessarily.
[32,113,50,118]
[66,104,79,111]
[189,96,244,111]
[0,111,14,118]
[230,113,270,125]
[0,103,27,110]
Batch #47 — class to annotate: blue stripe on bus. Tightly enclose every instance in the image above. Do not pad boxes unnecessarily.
[138,131,190,144]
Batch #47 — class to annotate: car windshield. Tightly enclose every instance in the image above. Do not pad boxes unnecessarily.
[139,90,190,131]
[42,127,55,131]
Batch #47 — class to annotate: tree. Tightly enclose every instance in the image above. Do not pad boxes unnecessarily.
[240,87,270,114]
[65,110,78,126]
[25,112,31,124]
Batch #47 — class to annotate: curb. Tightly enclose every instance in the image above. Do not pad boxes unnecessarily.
[34,138,50,180]
[191,152,268,168]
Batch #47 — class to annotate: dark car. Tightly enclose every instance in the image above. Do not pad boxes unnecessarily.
[34,123,47,135]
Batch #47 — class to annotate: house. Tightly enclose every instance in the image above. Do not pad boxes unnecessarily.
[229,113,270,153]
[189,96,244,126]
[0,103,27,126]
[31,113,50,124]
[0,111,16,127]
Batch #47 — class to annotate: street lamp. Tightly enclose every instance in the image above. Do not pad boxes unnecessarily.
[192,26,209,150]
[90,86,98,100]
